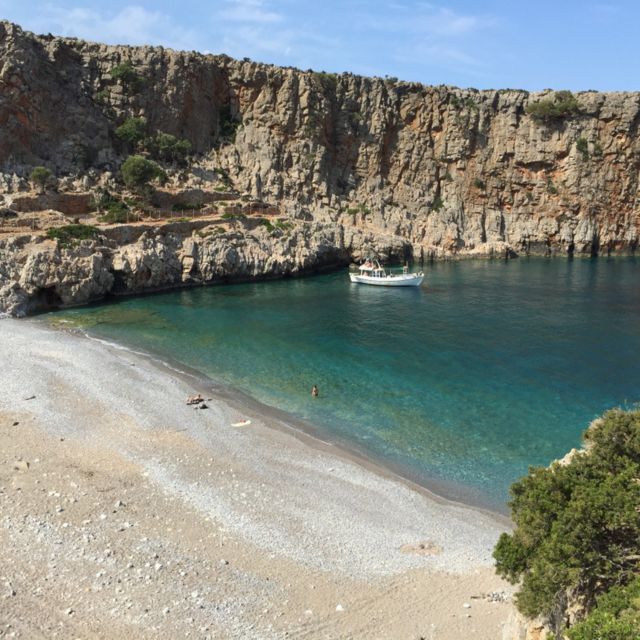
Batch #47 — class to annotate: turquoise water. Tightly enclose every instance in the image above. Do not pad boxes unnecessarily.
[47,258,640,511]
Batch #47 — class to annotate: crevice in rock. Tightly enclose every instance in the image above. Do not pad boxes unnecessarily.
[28,286,62,313]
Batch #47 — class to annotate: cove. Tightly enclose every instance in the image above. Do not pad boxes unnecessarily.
[45,257,640,512]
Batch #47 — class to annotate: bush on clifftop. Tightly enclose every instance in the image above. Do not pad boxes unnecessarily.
[526,90,581,123]
[493,409,640,631]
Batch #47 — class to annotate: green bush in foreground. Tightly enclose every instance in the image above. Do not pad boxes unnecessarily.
[568,577,640,640]
[46,224,98,245]
[493,409,640,625]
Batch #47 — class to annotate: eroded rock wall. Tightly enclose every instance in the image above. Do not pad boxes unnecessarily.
[2,21,639,259]
[1,21,640,314]
[0,219,412,316]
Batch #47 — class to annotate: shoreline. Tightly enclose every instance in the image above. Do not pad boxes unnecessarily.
[4,251,634,320]
[0,317,517,638]
[60,318,511,522]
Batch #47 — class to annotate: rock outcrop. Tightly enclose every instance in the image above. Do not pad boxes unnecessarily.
[0,219,409,316]
[0,20,639,314]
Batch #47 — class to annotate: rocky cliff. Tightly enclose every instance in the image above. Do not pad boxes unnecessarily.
[1,21,639,313]
[0,218,408,316]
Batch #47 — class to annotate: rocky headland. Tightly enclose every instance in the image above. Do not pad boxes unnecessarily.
[1,20,639,314]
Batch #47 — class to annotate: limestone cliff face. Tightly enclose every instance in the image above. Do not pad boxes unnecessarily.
[1,21,639,314]
[2,21,639,261]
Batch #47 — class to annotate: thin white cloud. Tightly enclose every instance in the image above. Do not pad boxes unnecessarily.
[365,6,495,38]
[360,4,497,80]
[390,42,486,78]
[16,4,200,51]
[215,1,339,65]
[220,0,284,24]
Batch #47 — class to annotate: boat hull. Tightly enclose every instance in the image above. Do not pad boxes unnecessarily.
[349,273,424,287]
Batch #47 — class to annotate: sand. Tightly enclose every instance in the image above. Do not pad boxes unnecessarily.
[0,318,518,639]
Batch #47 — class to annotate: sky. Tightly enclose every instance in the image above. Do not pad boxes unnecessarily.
[1,1,638,91]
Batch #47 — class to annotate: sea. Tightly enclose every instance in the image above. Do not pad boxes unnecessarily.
[44,257,640,513]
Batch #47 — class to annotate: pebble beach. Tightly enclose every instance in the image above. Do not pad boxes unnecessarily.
[0,319,517,639]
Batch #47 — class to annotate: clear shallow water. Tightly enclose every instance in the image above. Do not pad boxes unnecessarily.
[46,258,640,511]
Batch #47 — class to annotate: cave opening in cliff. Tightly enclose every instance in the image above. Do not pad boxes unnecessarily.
[31,286,63,312]
[110,271,128,295]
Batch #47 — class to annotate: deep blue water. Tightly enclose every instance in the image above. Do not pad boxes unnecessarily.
[46,258,640,511]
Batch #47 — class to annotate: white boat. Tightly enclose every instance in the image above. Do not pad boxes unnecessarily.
[349,260,424,287]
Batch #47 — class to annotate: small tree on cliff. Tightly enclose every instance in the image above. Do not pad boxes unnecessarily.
[493,409,640,632]
[115,117,147,149]
[121,155,166,195]
[146,132,191,165]
[30,166,53,194]
[110,62,143,92]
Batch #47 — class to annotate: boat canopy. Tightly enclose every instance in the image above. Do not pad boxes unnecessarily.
[359,259,385,273]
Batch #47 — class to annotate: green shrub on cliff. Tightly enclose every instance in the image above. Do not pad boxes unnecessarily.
[110,62,142,91]
[312,71,338,93]
[99,201,133,224]
[526,90,581,123]
[115,117,147,148]
[146,132,191,164]
[218,106,241,140]
[493,409,640,626]
[121,155,166,193]
[430,195,444,211]
[576,137,589,161]
[30,166,52,192]
[46,224,98,246]
[257,217,275,232]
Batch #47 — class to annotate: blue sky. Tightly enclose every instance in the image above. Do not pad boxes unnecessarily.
[1,1,638,91]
